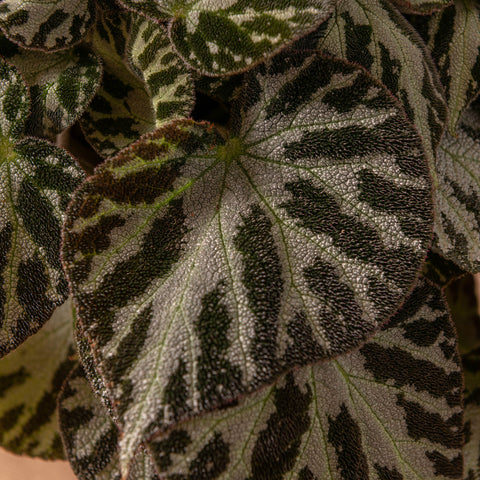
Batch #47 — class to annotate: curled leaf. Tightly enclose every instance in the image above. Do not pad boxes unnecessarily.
[80,8,194,157]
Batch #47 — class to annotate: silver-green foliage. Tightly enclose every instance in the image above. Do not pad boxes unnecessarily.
[80,7,194,157]
[0,58,85,357]
[62,52,434,474]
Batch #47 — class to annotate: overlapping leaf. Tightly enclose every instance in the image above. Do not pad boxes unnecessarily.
[120,0,335,75]
[80,8,193,157]
[317,0,447,175]
[0,0,95,51]
[0,58,86,356]
[62,52,434,473]
[148,279,463,479]
[59,365,159,480]
[424,0,480,136]
[0,297,75,459]
[434,103,480,272]
[1,36,102,138]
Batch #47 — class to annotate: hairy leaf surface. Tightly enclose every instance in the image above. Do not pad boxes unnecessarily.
[1,37,102,137]
[120,0,335,75]
[0,297,75,459]
[425,0,480,135]
[317,0,447,175]
[148,279,463,479]
[63,52,434,474]
[0,58,85,356]
[434,103,480,272]
[0,0,95,51]
[59,365,159,480]
[80,8,193,157]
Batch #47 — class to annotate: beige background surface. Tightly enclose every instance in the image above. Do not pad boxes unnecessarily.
[0,448,76,480]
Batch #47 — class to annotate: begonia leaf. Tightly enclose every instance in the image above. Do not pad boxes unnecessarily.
[120,0,336,75]
[0,297,76,459]
[148,279,463,480]
[80,8,194,157]
[0,0,95,51]
[62,52,434,474]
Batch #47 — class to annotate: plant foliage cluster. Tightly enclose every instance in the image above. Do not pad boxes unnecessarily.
[0,0,479,478]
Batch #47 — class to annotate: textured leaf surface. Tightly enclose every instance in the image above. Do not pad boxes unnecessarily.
[317,0,447,175]
[121,0,335,75]
[1,38,102,137]
[425,0,480,135]
[390,0,452,14]
[0,58,29,139]
[0,297,75,459]
[0,0,95,51]
[80,8,193,157]
[148,279,463,479]
[434,103,480,272]
[59,365,160,480]
[0,135,85,356]
[63,52,434,473]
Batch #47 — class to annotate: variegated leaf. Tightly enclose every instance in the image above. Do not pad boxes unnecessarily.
[389,0,452,14]
[59,365,160,480]
[1,37,102,137]
[0,297,75,459]
[148,278,463,479]
[121,0,335,75]
[0,0,95,51]
[80,8,193,157]
[62,52,434,474]
[425,0,480,136]
[0,57,29,139]
[0,57,86,355]
[434,103,480,272]
[317,0,447,176]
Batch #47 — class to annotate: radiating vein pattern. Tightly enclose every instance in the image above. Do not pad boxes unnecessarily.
[80,8,193,156]
[0,298,75,459]
[59,365,160,480]
[426,0,480,135]
[317,0,447,175]
[434,103,480,272]
[122,0,335,75]
[148,279,463,479]
[62,53,433,473]
[0,0,95,51]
